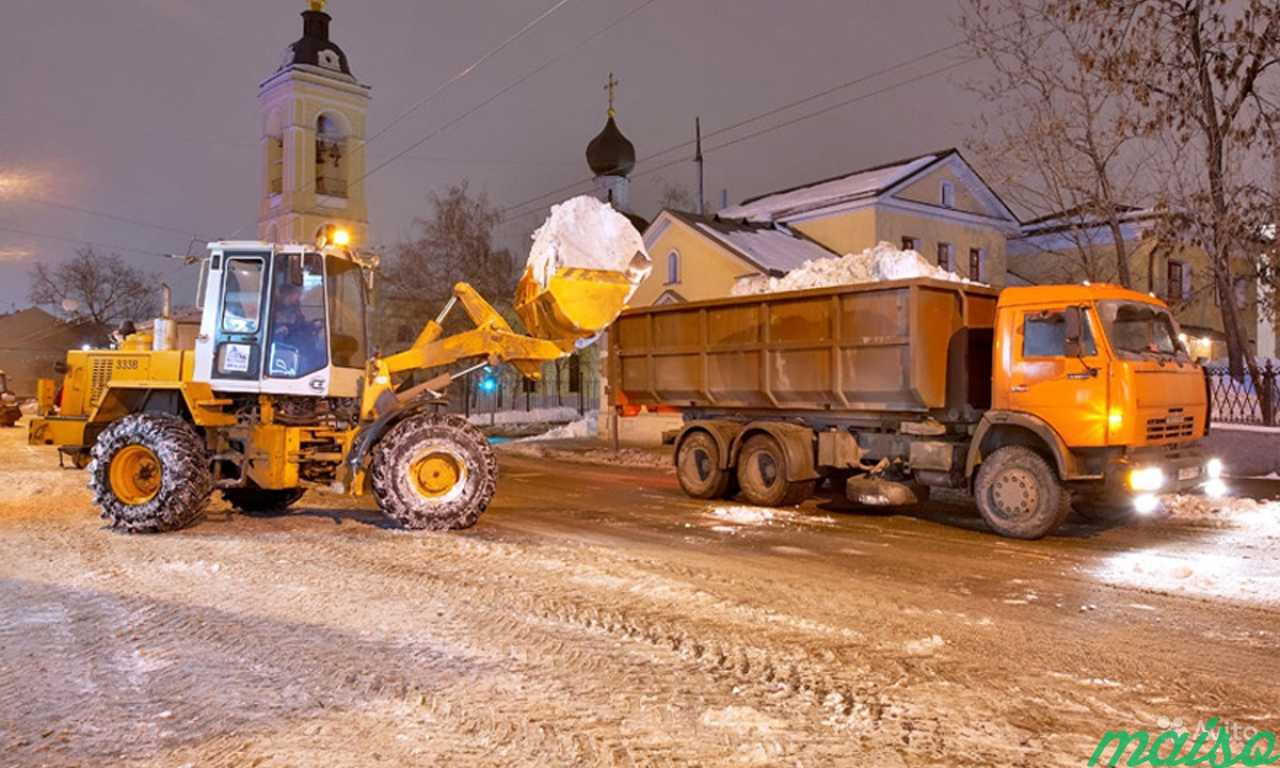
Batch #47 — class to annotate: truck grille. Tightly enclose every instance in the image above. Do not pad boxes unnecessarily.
[89,358,113,407]
[1146,408,1195,441]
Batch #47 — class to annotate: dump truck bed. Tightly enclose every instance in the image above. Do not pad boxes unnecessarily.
[609,278,1001,416]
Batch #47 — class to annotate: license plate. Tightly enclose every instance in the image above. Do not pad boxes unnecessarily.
[1178,466,1200,481]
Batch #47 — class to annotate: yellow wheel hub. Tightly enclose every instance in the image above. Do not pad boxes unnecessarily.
[109,444,162,505]
[411,452,463,499]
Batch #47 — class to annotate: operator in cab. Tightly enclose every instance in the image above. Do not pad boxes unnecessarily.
[268,254,327,378]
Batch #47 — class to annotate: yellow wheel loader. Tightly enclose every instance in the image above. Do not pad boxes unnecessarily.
[28,219,649,533]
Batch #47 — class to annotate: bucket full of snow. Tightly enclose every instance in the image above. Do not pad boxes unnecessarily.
[515,196,651,346]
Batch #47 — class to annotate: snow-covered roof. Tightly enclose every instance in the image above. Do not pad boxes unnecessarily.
[718,151,947,223]
[656,211,837,275]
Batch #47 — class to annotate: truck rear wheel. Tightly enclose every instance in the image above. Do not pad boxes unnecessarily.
[222,486,306,516]
[371,413,497,530]
[974,446,1070,539]
[735,434,815,507]
[676,431,735,499]
[89,413,212,534]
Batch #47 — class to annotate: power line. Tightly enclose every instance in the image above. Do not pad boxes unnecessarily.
[363,0,577,146]
[357,0,662,188]
[24,198,208,241]
[0,223,176,259]
[496,32,996,223]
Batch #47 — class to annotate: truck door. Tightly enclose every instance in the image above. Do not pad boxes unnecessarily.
[1007,306,1109,446]
[209,252,270,386]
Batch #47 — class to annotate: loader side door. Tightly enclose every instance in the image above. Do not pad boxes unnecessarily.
[212,253,270,382]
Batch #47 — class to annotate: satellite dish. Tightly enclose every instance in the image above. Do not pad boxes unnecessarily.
[61,298,80,313]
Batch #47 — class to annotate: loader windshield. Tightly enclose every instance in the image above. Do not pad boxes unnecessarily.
[267,252,328,378]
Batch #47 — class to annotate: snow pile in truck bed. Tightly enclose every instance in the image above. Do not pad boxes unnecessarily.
[526,196,651,297]
[731,241,976,296]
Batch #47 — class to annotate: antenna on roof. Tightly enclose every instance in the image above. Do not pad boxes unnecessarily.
[695,117,705,216]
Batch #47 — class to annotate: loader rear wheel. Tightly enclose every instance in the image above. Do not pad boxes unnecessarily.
[222,486,306,516]
[89,413,212,534]
[676,431,735,499]
[974,446,1071,539]
[371,413,497,531]
[735,434,815,507]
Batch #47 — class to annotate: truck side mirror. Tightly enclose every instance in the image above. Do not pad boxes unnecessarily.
[1063,306,1084,357]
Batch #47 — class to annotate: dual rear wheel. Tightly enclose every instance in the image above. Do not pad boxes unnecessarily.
[676,431,814,507]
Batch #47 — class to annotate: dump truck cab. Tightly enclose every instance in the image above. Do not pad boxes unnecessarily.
[989,283,1210,507]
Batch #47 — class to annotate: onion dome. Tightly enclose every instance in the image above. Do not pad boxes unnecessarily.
[586,117,636,178]
[279,2,354,77]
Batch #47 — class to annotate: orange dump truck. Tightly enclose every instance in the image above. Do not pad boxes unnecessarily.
[609,278,1216,538]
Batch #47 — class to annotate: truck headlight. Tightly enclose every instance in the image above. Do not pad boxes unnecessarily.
[1134,493,1160,514]
[1204,478,1227,499]
[1128,466,1166,493]
[1206,458,1224,480]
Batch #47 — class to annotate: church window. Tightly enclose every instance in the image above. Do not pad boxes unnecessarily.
[268,136,284,196]
[941,181,955,208]
[666,250,680,284]
[317,49,341,70]
[315,114,346,198]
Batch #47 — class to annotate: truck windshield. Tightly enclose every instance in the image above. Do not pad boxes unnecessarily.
[1097,301,1185,359]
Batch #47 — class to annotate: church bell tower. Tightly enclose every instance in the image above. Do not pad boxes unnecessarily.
[258,1,371,245]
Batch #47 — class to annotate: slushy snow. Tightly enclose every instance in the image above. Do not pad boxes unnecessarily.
[526,196,651,299]
[732,241,977,296]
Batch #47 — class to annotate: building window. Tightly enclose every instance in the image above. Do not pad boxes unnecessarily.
[1167,260,1185,302]
[937,242,953,272]
[315,114,346,198]
[666,250,680,284]
[969,248,984,282]
[902,236,919,252]
[268,136,284,196]
[940,181,955,209]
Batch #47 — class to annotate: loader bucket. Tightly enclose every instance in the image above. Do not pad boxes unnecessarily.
[514,263,641,345]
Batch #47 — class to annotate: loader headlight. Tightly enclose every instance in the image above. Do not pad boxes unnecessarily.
[1127,466,1166,493]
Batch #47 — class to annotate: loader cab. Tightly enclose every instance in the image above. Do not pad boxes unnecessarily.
[194,241,368,398]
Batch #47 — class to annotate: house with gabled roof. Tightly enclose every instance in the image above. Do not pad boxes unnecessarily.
[632,149,1023,306]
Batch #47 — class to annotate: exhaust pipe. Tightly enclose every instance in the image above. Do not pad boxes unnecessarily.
[153,284,178,352]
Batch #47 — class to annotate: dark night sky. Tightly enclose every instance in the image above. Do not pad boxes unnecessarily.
[0,0,985,311]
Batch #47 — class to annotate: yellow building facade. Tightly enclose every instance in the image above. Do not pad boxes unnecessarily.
[258,2,371,246]
[635,150,1021,305]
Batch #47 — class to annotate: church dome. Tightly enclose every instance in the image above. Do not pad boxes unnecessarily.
[279,8,354,77]
[586,117,636,178]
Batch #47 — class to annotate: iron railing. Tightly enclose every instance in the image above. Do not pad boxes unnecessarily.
[1206,359,1278,426]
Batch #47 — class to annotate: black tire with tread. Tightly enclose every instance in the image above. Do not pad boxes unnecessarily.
[735,433,815,507]
[973,445,1071,539]
[89,413,212,534]
[222,486,306,516]
[676,431,736,499]
[371,413,497,530]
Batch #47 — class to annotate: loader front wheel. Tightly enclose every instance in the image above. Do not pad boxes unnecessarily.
[89,413,212,533]
[371,413,497,531]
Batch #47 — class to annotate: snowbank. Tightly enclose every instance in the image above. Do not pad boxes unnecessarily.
[467,406,581,427]
[731,241,977,296]
[526,196,651,299]
[517,412,599,442]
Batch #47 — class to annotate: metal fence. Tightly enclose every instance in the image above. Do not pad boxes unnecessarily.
[1206,359,1278,426]
[439,354,602,422]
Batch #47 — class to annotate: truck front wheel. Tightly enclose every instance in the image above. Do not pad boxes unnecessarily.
[676,431,735,499]
[735,434,815,507]
[974,446,1070,539]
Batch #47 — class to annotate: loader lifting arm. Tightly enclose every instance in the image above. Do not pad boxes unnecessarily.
[361,281,577,421]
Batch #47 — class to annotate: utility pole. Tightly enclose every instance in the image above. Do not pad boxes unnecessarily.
[695,117,705,216]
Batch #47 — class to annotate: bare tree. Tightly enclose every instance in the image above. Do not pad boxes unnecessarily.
[1078,0,1280,378]
[656,182,696,215]
[381,181,518,338]
[961,0,1152,287]
[29,247,159,335]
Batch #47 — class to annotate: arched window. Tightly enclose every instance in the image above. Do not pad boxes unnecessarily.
[940,181,955,209]
[315,113,346,198]
[666,250,680,284]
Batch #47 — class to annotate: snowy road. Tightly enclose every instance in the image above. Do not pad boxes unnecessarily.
[2,426,1279,766]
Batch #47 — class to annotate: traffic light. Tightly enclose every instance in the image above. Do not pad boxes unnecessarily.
[478,366,498,394]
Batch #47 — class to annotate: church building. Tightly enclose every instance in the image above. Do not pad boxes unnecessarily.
[258,1,371,245]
